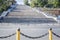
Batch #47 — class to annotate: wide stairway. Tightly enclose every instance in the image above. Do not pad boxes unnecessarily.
[0,5,57,23]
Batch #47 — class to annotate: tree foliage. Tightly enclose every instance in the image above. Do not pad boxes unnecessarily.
[48,0,59,8]
[24,0,29,5]
[30,0,48,7]
[0,0,16,13]
[29,0,60,8]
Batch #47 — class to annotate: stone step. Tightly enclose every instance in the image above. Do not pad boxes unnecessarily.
[1,18,57,23]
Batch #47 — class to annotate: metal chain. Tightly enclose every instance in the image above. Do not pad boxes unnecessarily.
[52,31,60,38]
[0,33,16,39]
[20,32,48,39]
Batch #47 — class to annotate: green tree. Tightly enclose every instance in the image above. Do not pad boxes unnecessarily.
[0,0,4,12]
[53,0,58,8]
[30,0,48,7]
[56,0,60,8]
[30,0,38,7]
[0,0,16,13]
[48,0,60,8]
[38,0,48,7]
[24,0,29,5]
[0,0,2,2]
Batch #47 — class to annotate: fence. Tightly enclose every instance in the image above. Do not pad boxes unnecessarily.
[0,28,60,40]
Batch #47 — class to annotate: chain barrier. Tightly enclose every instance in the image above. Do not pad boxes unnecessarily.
[0,33,16,39]
[0,28,60,40]
[20,32,48,39]
[52,31,60,38]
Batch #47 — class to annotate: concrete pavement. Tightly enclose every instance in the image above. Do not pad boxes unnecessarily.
[7,5,46,18]
[0,23,60,40]
[0,5,60,40]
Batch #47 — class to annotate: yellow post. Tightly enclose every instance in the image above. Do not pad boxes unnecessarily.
[49,28,52,40]
[16,28,20,40]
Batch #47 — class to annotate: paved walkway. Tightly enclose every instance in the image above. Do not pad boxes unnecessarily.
[0,5,60,40]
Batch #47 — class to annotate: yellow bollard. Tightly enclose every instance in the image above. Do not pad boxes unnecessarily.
[16,28,20,40]
[49,28,52,40]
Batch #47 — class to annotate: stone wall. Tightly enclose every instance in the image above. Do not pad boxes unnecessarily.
[41,8,60,16]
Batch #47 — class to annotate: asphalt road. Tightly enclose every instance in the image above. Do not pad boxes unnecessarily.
[0,5,60,40]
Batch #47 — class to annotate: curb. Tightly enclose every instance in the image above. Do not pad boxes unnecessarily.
[27,5,58,22]
[34,8,58,21]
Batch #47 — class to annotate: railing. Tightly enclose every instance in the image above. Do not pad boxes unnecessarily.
[0,4,16,22]
[0,28,60,40]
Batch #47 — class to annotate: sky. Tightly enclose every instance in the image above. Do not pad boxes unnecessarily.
[15,0,24,5]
